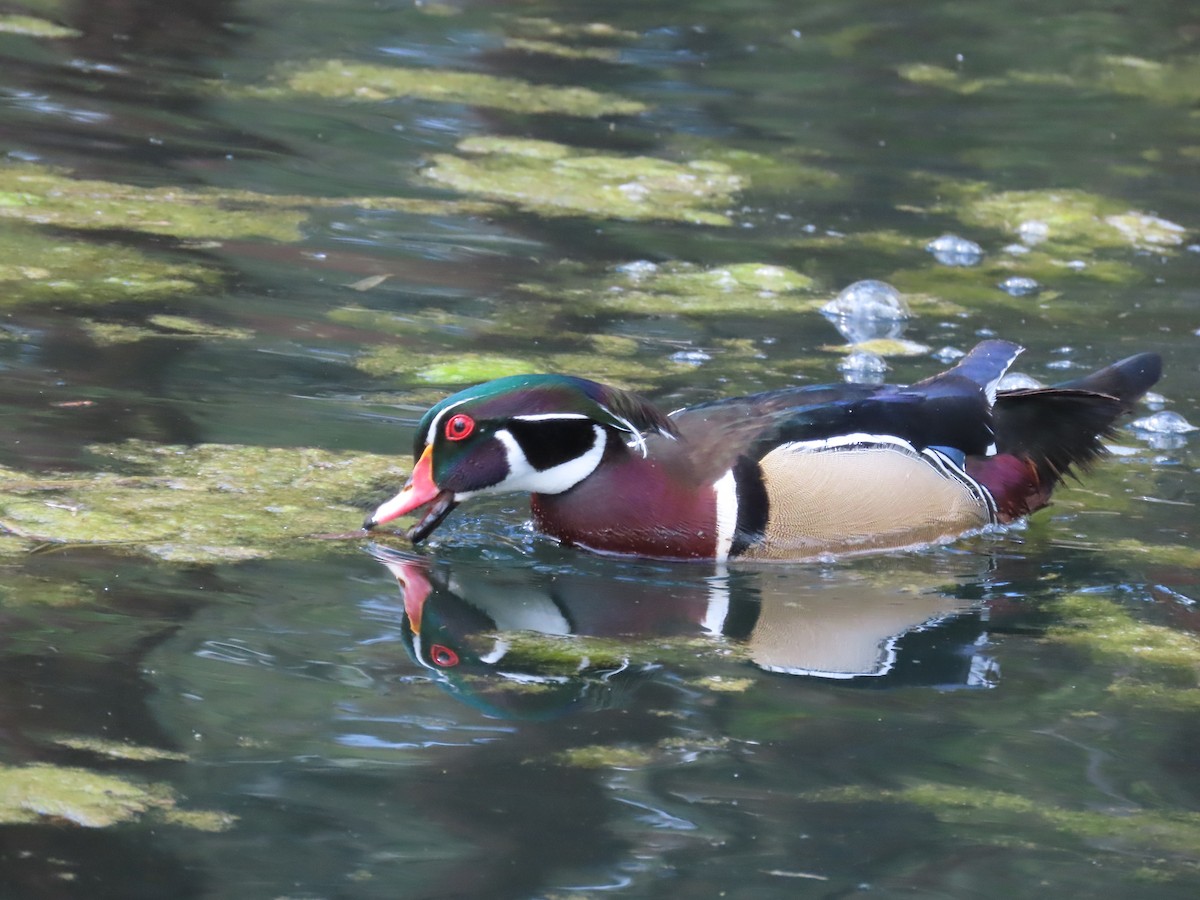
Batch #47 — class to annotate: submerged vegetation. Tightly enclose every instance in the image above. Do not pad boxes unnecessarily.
[258,59,648,117]
[0,762,234,830]
[0,442,402,563]
[422,136,743,224]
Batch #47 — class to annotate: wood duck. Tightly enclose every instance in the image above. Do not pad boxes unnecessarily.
[363,340,1161,562]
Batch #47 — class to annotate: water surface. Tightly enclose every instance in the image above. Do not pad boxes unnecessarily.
[1,1,1198,897]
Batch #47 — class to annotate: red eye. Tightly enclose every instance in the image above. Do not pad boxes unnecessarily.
[444,413,475,441]
[430,644,459,667]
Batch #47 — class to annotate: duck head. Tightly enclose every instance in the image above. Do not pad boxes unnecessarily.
[363,374,676,542]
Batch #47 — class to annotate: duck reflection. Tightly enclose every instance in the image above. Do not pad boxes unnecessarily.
[369,545,999,716]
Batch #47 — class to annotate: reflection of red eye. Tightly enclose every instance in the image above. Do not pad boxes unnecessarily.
[445,414,474,441]
[430,644,459,667]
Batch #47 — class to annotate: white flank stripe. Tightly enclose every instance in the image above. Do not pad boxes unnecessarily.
[712,468,739,562]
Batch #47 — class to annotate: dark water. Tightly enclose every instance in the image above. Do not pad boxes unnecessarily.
[2,1,1199,897]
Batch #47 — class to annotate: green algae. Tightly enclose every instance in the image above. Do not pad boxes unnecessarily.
[422,137,743,225]
[0,441,404,563]
[0,162,306,241]
[52,736,190,762]
[354,334,698,387]
[1092,54,1200,105]
[900,55,1200,106]
[0,13,80,38]
[0,574,95,607]
[459,628,751,681]
[1047,594,1200,675]
[0,762,232,830]
[262,59,647,117]
[936,182,1188,253]
[1106,680,1200,712]
[895,63,1015,96]
[417,355,533,383]
[552,745,654,770]
[468,631,629,676]
[886,255,1141,320]
[0,763,170,827]
[1109,539,1200,569]
[690,674,756,693]
[822,338,931,357]
[503,38,620,62]
[508,17,639,43]
[809,782,1200,858]
[0,222,216,309]
[329,304,508,341]
[80,315,253,346]
[159,808,240,832]
[520,260,820,316]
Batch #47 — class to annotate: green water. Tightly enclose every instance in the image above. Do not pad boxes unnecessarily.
[1,0,1198,897]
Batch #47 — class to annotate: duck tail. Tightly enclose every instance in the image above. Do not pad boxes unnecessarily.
[969,352,1162,520]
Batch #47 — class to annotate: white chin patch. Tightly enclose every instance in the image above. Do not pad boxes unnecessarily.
[494,425,607,495]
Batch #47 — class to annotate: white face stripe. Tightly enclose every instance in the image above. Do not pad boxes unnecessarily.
[491,424,607,495]
[712,468,738,562]
[511,413,590,422]
[424,397,472,446]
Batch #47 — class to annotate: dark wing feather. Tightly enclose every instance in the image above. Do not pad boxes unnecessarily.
[992,389,1124,480]
[991,351,1163,482]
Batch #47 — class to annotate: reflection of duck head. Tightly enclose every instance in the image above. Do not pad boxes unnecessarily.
[370,544,1001,710]
[370,545,658,719]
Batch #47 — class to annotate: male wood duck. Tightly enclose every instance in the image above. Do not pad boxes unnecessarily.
[363,341,1161,562]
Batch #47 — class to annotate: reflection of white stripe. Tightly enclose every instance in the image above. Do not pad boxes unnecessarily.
[712,468,738,562]
[478,638,510,665]
[702,569,730,635]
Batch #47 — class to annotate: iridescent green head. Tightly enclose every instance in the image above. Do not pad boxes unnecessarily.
[364,374,675,542]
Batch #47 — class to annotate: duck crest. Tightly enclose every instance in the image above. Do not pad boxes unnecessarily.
[585,380,679,452]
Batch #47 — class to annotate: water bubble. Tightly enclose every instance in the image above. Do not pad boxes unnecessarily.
[996,372,1044,391]
[1130,411,1198,434]
[669,349,711,367]
[1003,243,1030,256]
[926,234,983,267]
[617,181,650,202]
[838,350,888,382]
[998,276,1040,297]
[1065,259,1087,270]
[932,346,965,363]
[1017,220,1049,245]
[615,260,658,280]
[822,280,910,321]
[821,280,910,344]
